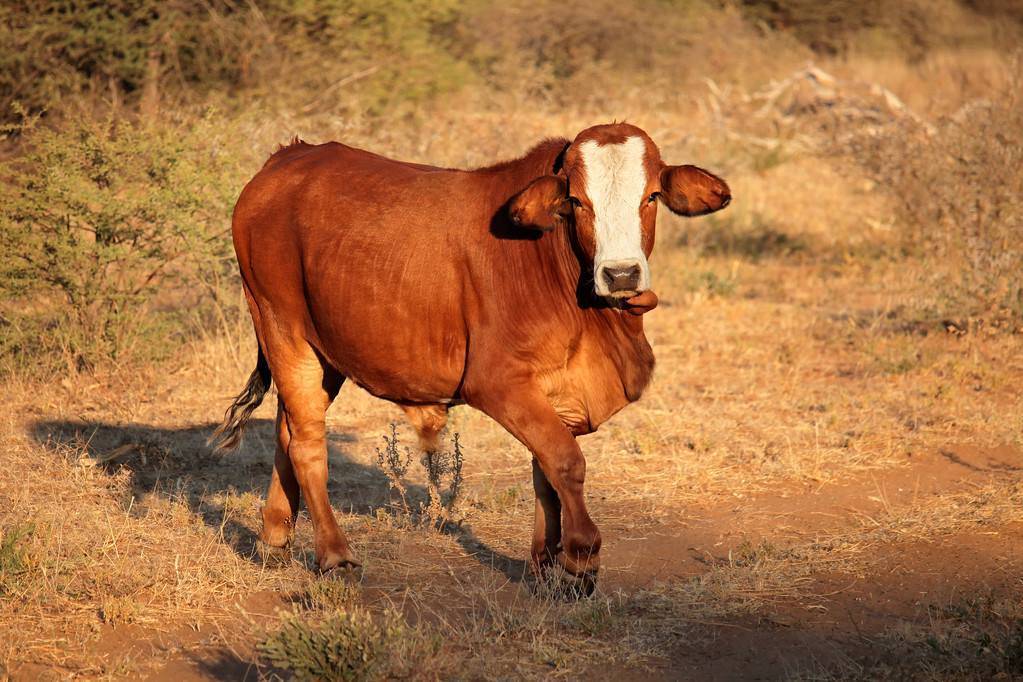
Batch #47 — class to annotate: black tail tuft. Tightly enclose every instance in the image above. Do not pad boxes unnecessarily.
[209,347,271,452]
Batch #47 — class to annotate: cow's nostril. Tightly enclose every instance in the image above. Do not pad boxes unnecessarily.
[602,264,642,292]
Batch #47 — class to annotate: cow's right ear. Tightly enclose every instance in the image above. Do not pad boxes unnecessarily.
[508,176,570,232]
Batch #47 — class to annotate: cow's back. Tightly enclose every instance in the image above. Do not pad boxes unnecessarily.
[233,142,475,403]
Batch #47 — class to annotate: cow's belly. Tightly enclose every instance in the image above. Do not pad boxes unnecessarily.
[303,266,468,403]
[324,332,466,403]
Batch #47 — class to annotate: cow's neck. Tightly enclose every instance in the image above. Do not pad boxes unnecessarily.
[541,225,655,404]
[482,140,655,402]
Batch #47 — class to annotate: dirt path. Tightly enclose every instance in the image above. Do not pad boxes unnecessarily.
[604,444,1020,587]
[595,444,1023,679]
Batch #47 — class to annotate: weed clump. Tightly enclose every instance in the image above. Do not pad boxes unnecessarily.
[421,432,465,531]
[374,423,465,529]
[375,423,413,519]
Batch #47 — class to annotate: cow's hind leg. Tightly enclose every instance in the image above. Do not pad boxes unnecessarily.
[263,340,357,572]
[531,457,562,574]
[259,369,342,557]
[257,401,301,559]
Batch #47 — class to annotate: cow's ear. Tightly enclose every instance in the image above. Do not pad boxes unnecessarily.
[508,175,570,232]
[659,165,731,217]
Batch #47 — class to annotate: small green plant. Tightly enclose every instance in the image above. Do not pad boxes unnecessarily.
[99,595,140,625]
[862,597,1023,679]
[260,607,440,681]
[691,211,809,262]
[685,270,738,298]
[0,523,34,595]
[561,594,626,636]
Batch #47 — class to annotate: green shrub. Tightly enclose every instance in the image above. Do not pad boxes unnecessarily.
[260,607,441,681]
[265,0,472,116]
[0,0,774,124]
[0,1,473,123]
[0,1,276,122]
[686,210,810,263]
[0,112,242,371]
[739,0,1021,57]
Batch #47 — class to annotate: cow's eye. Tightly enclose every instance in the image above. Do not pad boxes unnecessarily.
[646,192,660,204]
[568,196,583,208]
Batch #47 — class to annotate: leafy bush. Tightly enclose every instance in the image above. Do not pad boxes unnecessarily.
[266,0,471,116]
[0,0,791,124]
[0,1,274,121]
[0,112,242,371]
[459,0,765,102]
[0,0,472,123]
[684,210,810,263]
[739,0,1021,57]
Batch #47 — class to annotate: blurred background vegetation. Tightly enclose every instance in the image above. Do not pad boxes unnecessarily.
[1,0,1021,375]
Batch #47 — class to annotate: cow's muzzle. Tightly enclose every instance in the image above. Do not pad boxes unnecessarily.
[597,260,643,299]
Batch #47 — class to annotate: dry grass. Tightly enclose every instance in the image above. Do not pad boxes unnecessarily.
[2,7,1023,678]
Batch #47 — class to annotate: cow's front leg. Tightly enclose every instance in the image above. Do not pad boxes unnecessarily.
[469,385,601,587]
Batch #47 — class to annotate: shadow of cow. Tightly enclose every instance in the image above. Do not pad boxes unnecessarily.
[28,418,528,583]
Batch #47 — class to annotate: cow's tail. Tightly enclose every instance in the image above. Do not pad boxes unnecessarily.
[209,346,272,453]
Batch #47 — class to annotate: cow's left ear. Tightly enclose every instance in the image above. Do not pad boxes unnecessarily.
[508,175,570,232]
[659,165,731,217]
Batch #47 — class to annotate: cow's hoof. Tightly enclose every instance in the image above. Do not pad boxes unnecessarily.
[532,561,597,600]
[555,565,597,599]
[558,548,599,576]
[256,540,292,567]
[317,549,362,577]
[557,552,599,598]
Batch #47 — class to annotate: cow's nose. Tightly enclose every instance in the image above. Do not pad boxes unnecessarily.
[602,263,642,293]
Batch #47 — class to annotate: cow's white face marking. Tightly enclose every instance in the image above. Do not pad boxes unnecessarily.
[578,137,651,298]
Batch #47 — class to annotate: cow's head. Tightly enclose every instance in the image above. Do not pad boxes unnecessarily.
[509,123,731,301]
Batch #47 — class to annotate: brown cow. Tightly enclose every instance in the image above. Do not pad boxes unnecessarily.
[211,123,730,591]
